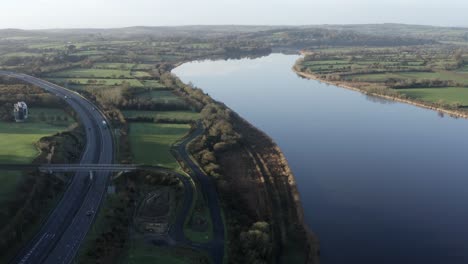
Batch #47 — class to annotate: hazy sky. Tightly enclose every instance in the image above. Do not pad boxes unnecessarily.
[1,0,467,29]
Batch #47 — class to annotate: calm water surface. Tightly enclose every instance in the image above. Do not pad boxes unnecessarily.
[173,54,468,264]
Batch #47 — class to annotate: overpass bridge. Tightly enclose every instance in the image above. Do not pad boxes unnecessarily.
[0,164,171,173]
[39,164,138,173]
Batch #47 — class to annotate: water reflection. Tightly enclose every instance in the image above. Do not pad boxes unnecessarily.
[365,95,396,104]
[174,54,468,264]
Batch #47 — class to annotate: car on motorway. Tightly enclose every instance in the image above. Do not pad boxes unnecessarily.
[86,210,94,216]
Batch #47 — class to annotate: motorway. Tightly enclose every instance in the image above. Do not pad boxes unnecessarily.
[0,71,114,264]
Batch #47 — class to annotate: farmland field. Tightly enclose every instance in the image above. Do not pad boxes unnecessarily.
[346,71,468,84]
[46,68,133,78]
[93,63,136,70]
[124,241,205,264]
[398,87,468,106]
[71,50,108,56]
[123,110,200,121]
[1,52,48,58]
[129,123,190,168]
[135,90,185,103]
[133,64,155,70]
[398,71,468,84]
[344,73,393,82]
[47,78,143,87]
[0,107,74,164]
[298,46,468,115]
[131,71,152,78]
[142,80,166,88]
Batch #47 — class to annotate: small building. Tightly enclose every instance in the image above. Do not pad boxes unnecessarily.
[13,101,28,122]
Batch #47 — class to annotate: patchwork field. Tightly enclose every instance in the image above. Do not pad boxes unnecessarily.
[298,46,468,109]
[129,123,190,169]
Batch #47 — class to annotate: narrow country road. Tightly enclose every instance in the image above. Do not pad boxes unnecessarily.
[172,123,225,264]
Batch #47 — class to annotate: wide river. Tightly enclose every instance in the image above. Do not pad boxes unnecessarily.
[173,54,468,264]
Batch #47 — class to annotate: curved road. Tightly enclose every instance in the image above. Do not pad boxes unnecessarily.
[0,71,114,264]
[172,124,225,264]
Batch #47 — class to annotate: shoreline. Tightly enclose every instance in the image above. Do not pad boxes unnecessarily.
[228,111,320,263]
[292,61,468,120]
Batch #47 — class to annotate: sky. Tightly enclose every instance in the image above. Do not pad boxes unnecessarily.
[1,0,467,29]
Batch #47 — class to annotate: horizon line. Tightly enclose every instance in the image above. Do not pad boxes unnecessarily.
[1,22,468,31]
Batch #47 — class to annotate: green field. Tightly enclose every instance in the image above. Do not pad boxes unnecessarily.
[93,62,136,70]
[135,90,185,103]
[47,77,143,87]
[347,71,468,85]
[0,107,74,164]
[131,71,152,78]
[133,64,155,70]
[302,59,349,66]
[27,43,68,50]
[71,50,108,56]
[47,68,132,78]
[185,204,214,243]
[123,110,200,121]
[142,80,167,89]
[129,123,190,168]
[399,87,468,106]
[398,71,468,85]
[124,242,205,264]
[346,73,401,82]
[1,52,48,58]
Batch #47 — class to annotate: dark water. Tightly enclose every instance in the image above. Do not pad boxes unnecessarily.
[173,54,468,264]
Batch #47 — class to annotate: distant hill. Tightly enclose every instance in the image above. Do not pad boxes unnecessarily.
[305,23,468,42]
